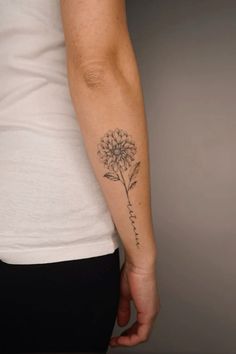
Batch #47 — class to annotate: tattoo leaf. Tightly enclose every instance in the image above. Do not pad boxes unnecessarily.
[129,161,141,183]
[128,181,137,191]
[104,172,120,181]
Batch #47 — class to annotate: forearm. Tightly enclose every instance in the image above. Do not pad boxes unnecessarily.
[66,58,157,268]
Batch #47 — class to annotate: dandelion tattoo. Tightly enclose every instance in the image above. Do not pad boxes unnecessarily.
[97,128,141,248]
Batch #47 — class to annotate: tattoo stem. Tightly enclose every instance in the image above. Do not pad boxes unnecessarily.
[119,169,131,204]
[119,168,140,248]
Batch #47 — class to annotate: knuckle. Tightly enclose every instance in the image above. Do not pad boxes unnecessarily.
[149,310,158,322]
[140,333,149,343]
[142,336,149,343]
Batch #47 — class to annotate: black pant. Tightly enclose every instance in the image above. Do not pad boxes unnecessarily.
[0,247,120,354]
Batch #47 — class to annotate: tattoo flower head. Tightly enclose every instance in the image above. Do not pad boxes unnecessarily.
[97,128,141,248]
[97,128,137,172]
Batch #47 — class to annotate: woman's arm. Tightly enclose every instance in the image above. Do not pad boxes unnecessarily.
[60,0,157,270]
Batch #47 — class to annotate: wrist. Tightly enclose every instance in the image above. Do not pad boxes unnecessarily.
[125,249,158,272]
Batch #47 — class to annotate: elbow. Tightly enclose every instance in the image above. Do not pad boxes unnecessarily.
[81,60,114,89]
[67,51,130,91]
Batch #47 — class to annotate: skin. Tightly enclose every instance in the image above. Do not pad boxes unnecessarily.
[60,0,160,348]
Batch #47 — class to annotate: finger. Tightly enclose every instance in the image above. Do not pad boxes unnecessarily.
[110,319,152,347]
[109,321,139,347]
[117,295,131,326]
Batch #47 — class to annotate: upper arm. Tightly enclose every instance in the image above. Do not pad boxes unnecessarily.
[60,0,131,67]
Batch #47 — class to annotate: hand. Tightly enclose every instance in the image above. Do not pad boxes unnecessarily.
[109,260,161,347]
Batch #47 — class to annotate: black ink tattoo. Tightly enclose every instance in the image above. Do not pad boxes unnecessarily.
[97,128,141,248]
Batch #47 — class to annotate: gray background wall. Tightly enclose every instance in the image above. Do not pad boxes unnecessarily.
[110,1,236,354]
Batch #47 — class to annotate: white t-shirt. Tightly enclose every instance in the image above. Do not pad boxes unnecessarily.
[0,0,120,264]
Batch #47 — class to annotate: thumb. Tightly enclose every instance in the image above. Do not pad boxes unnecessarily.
[117,294,131,327]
